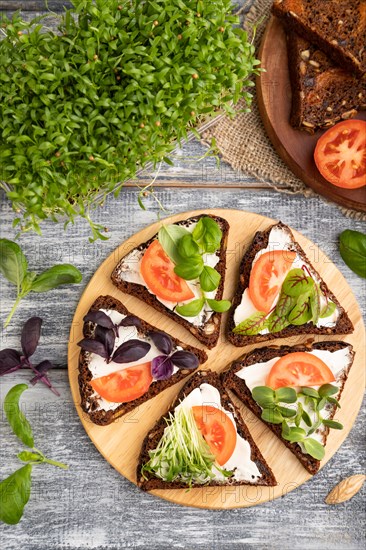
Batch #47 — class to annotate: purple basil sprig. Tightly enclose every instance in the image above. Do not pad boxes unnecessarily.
[149,330,199,380]
[84,311,142,338]
[0,317,59,395]
[151,355,174,380]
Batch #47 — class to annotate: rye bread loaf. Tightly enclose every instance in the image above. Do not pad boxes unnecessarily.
[226,222,354,347]
[287,31,366,133]
[222,341,354,475]
[78,295,207,426]
[272,0,366,76]
[137,370,277,490]
[111,214,229,349]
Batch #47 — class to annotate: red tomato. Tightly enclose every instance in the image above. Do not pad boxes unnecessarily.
[249,250,297,313]
[192,405,237,466]
[266,352,335,389]
[90,362,152,403]
[140,240,195,302]
[314,119,366,189]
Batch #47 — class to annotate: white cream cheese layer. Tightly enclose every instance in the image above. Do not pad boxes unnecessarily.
[88,309,179,412]
[175,383,262,482]
[114,220,220,327]
[235,347,352,446]
[233,225,340,332]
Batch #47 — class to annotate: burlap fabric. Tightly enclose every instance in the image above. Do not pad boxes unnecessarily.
[202,0,366,221]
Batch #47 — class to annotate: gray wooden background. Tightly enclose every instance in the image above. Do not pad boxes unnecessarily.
[0,2,365,550]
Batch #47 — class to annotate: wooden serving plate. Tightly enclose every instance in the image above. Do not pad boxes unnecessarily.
[68,209,365,510]
[257,16,366,212]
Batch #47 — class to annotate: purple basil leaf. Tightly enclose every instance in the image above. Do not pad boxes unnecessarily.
[77,338,109,360]
[0,348,21,375]
[21,317,42,358]
[149,331,173,355]
[34,359,54,375]
[84,310,115,331]
[95,326,115,358]
[119,315,142,329]
[151,355,174,380]
[112,339,150,364]
[170,350,199,370]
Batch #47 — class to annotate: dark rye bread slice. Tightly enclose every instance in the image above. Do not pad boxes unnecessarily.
[111,214,229,349]
[272,0,366,76]
[226,222,353,347]
[287,32,366,133]
[78,295,207,426]
[222,341,354,475]
[137,370,277,490]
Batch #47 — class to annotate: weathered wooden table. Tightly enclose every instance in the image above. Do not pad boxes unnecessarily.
[1,2,365,549]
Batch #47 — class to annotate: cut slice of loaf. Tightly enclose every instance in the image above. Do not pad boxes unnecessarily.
[78,295,207,425]
[111,214,230,349]
[222,341,354,474]
[272,0,366,76]
[287,31,366,133]
[137,370,277,490]
[227,221,354,347]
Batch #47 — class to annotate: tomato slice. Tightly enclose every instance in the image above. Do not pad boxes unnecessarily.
[90,362,153,403]
[266,352,335,389]
[192,405,237,466]
[140,240,195,302]
[314,119,366,189]
[249,250,297,313]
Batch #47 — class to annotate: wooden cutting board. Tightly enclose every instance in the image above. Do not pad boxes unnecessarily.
[67,208,365,509]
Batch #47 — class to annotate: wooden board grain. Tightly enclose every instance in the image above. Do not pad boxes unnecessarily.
[67,208,365,510]
[256,16,366,213]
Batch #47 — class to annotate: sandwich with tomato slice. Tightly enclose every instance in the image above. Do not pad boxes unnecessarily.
[138,370,277,490]
[227,221,353,346]
[111,214,230,348]
[77,295,207,425]
[222,341,354,474]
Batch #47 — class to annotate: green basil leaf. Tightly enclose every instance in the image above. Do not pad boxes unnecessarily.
[322,419,343,430]
[278,406,297,418]
[339,229,366,279]
[175,298,204,317]
[232,311,268,335]
[275,387,297,403]
[199,266,220,292]
[300,387,319,398]
[206,298,231,313]
[30,264,82,293]
[0,239,28,290]
[17,451,42,463]
[0,465,32,525]
[267,311,290,333]
[275,291,296,317]
[287,293,312,325]
[192,217,222,253]
[282,269,314,297]
[261,407,283,424]
[302,438,325,460]
[174,256,203,280]
[4,384,34,447]
[320,301,337,318]
[318,384,339,398]
[252,386,276,408]
[158,225,189,265]
[177,234,199,259]
[281,426,307,443]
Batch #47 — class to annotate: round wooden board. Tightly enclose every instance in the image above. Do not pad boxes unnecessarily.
[256,16,366,213]
[67,208,365,510]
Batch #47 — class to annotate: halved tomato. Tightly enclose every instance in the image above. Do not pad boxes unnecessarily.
[249,250,297,313]
[90,362,152,403]
[140,240,195,302]
[266,352,335,389]
[192,405,237,466]
[314,119,366,189]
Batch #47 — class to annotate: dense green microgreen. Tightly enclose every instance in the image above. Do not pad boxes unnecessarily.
[1,384,68,524]
[0,0,261,240]
[233,265,337,336]
[339,229,366,279]
[251,383,343,460]
[0,239,82,326]
[158,217,231,317]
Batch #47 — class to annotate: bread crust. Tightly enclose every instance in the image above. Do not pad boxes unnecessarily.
[78,295,207,425]
[137,370,277,490]
[226,221,354,347]
[111,215,230,349]
[222,341,354,475]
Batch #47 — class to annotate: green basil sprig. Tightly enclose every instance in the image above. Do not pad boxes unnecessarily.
[0,384,68,525]
[339,230,366,279]
[0,239,82,327]
[158,218,231,316]
[251,384,343,460]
